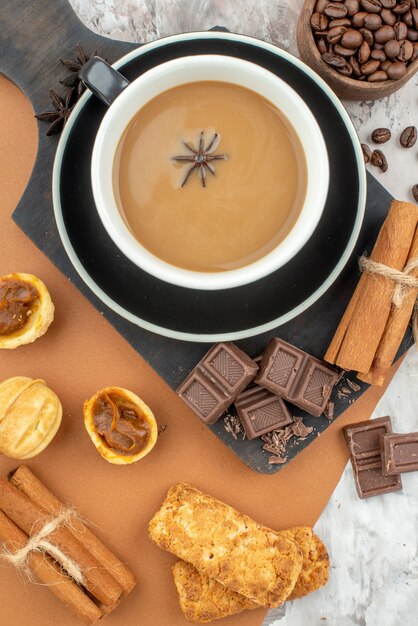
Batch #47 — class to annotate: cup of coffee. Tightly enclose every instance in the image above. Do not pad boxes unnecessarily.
[81,55,329,290]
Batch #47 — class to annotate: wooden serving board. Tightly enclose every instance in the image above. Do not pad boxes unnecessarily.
[1,0,412,473]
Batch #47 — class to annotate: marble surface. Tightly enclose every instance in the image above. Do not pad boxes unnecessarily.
[68,2,418,624]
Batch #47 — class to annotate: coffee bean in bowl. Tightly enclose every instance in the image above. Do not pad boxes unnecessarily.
[298,0,418,100]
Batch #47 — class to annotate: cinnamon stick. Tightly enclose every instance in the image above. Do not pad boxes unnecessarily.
[358,225,418,385]
[0,477,123,607]
[0,508,103,623]
[9,466,136,595]
[325,201,418,373]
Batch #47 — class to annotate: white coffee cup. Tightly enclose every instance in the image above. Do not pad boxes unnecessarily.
[84,55,329,290]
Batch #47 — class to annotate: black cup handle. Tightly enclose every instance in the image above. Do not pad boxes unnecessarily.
[79,56,130,106]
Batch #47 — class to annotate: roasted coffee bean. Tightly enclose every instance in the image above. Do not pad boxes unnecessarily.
[316,0,329,12]
[311,12,329,30]
[350,55,363,74]
[380,0,396,7]
[374,42,385,48]
[358,39,372,61]
[412,184,418,203]
[368,69,389,79]
[398,39,414,60]
[329,17,352,26]
[341,28,364,47]
[325,2,349,17]
[381,59,392,69]
[394,21,408,39]
[393,1,411,14]
[317,37,329,53]
[322,51,348,67]
[412,42,418,59]
[345,0,360,14]
[400,125,417,148]
[386,60,408,78]
[361,58,381,72]
[327,25,348,42]
[334,42,358,54]
[338,61,354,74]
[403,10,414,27]
[371,149,388,171]
[360,27,375,44]
[364,13,383,29]
[384,38,401,57]
[380,8,397,24]
[361,0,383,13]
[374,24,396,43]
[352,10,368,25]
[407,28,418,41]
[371,47,387,59]
[371,127,391,142]
[361,143,372,163]
[412,7,418,27]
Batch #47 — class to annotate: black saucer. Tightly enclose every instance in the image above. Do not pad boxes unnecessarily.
[54,32,364,341]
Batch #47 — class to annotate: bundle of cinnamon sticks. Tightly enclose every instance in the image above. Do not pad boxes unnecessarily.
[0,466,136,623]
[325,200,418,386]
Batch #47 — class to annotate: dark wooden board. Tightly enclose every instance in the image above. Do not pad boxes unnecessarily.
[1,0,412,473]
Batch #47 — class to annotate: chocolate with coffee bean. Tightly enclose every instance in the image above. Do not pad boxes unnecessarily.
[310,0,418,82]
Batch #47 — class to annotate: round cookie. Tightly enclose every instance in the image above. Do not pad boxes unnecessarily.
[281,527,330,600]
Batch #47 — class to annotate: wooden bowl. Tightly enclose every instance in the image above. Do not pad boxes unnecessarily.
[297,0,418,100]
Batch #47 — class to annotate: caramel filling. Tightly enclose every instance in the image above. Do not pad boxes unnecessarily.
[0,279,39,335]
[92,392,151,455]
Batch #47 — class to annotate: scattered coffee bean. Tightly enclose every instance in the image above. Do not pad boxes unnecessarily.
[381,0,396,8]
[352,10,368,26]
[361,143,373,163]
[329,17,352,27]
[350,55,363,74]
[381,8,397,24]
[374,24,396,43]
[339,61,355,74]
[412,42,418,59]
[393,1,411,14]
[361,58,381,73]
[325,2,349,18]
[334,43,358,55]
[381,59,392,70]
[412,184,418,203]
[371,149,388,172]
[358,39,372,61]
[400,125,417,147]
[311,12,329,31]
[408,28,418,40]
[398,39,414,61]
[359,27,375,45]
[341,28,364,47]
[346,0,361,15]
[371,48,387,60]
[384,38,401,58]
[394,21,408,40]
[318,37,329,53]
[372,127,391,143]
[364,14,383,30]
[327,25,348,43]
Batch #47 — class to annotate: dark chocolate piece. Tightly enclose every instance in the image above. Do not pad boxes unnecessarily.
[344,416,393,463]
[381,432,418,475]
[235,386,293,440]
[343,416,402,498]
[177,343,258,425]
[354,458,402,499]
[255,338,338,416]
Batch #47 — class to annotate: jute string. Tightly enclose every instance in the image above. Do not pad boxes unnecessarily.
[359,255,418,346]
[1,509,86,585]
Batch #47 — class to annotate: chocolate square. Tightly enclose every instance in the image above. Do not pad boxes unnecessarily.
[256,338,338,417]
[354,459,402,499]
[344,416,393,463]
[381,432,418,475]
[177,343,258,425]
[235,386,293,440]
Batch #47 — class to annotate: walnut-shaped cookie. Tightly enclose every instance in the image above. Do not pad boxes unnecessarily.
[0,273,54,349]
[84,387,158,464]
[0,377,62,459]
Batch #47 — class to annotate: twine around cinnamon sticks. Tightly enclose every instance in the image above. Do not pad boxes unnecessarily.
[325,200,418,386]
[0,466,136,623]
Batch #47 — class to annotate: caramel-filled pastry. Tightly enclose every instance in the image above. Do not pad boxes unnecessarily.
[83,387,158,464]
[0,377,62,459]
[0,273,54,349]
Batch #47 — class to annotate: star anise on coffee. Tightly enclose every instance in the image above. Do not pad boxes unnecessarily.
[35,88,76,136]
[172,131,228,188]
[60,44,96,97]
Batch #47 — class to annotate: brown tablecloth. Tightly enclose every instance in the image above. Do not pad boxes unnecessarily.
[0,76,402,626]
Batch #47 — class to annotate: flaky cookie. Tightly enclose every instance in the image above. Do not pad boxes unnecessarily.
[171,528,329,623]
[149,484,303,608]
[172,561,258,623]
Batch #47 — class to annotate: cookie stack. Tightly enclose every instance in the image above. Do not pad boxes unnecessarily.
[149,484,329,623]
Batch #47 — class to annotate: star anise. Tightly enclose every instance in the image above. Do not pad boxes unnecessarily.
[35,88,76,136]
[172,131,228,188]
[60,44,96,97]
